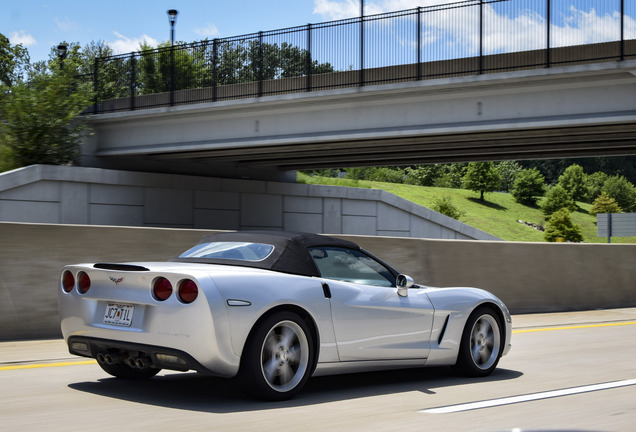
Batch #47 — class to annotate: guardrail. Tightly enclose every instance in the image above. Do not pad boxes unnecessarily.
[83,0,636,114]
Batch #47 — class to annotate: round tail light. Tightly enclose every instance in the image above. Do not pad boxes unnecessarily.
[178,279,198,304]
[62,271,75,293]
[78,272,91,294]
[153,277,173,301]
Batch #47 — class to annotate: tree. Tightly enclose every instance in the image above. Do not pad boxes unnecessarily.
[0,33,30,171]
[462,162,501,201]
[497,161,522,192]
[601,175,636,212]
[541,185,576,217]
[0,44,92,166]
[589,192,622,215]
[434,163,466,188]
[544,208,583,242]
[138,41,207,94]
[0,134,17,172]
[511,168,545,205]
[586,171,609,202]
[558,164,587,202]
[0,33,29,89]
[131,39,334,96]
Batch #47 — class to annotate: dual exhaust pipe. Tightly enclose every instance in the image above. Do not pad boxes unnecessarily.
[97,352,153,369]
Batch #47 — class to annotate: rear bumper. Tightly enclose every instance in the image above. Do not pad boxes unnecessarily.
[68,336,231,376]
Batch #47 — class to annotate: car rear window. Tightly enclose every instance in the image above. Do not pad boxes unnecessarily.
[179,242,275,262]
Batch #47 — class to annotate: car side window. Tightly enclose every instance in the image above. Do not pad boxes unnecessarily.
[309,247,396,287]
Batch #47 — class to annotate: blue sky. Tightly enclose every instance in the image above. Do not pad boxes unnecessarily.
[7,0,327,62]
[6,0,634,63]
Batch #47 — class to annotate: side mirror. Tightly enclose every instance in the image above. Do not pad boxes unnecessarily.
[396,274,414,297]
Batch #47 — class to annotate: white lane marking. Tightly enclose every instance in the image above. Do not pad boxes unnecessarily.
[420,379,636,414]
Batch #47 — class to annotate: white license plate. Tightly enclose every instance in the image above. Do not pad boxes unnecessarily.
[103,303,134,327]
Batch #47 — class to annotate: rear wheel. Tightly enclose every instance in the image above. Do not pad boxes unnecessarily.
[453,306,503,377]
[96,357,160,380]
[239,311,314,401]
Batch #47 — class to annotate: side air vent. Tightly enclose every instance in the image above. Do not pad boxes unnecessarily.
[438,315,450,345]
[93,263,150,272]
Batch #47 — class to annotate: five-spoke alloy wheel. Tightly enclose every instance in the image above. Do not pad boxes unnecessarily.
[239,311,314,401]
[454,306,503,377]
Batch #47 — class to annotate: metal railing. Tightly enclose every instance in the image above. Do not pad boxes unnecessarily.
[85,0,636,114]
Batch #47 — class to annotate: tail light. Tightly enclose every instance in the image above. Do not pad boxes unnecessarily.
[153,277,173,301]
[78,272,91,294]
[62,271,75,293]
[178,279,198,304]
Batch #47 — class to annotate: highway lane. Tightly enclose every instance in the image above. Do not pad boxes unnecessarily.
[1,308,635,432]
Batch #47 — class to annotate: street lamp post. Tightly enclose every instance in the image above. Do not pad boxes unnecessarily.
[168,9,178,46]
[57,43,68,70]
[167,9,178,106]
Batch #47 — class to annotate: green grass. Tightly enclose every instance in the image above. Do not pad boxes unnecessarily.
[297,172,636,243]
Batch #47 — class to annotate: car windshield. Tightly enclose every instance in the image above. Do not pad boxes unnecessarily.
[179,242,275,262]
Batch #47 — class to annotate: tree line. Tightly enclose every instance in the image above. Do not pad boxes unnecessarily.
[95,39,334,101]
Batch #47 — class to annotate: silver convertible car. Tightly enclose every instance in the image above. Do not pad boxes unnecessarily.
[59,231,512,400]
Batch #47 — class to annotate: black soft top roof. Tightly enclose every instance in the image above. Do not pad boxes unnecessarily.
[171,231,361,277]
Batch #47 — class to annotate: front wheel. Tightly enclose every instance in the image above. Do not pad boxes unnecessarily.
[239,311,314,401]
[453,306,503,377]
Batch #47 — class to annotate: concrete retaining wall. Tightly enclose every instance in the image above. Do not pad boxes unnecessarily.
[1,222,635,340]
[0,165,497,240]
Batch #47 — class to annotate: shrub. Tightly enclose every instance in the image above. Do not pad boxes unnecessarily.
[404,165,440,186]
[544,208,583,242]
[344,167,404,183]
[432,195,465,220]
[589,192,622,215]
[434,173,463,189]
[511,168,545,205]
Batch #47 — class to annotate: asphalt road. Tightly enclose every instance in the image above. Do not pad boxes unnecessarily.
[1,308,635,432]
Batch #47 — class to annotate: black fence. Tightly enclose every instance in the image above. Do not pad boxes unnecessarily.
[85,0,636,114]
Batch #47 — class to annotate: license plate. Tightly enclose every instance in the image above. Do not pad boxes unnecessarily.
[103,303,134,327]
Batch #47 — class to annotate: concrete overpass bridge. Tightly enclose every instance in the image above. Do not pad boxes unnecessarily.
[84,59,636,181]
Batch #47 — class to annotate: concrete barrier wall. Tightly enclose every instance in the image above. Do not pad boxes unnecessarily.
[2,222,635,340]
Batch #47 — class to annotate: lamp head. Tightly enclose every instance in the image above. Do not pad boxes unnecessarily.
[167,9,178,24]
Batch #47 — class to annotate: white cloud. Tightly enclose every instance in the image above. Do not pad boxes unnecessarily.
[313,1,628,56]
[313,0,461,20]
[313,0,362,21]
[108,31,159,53]
[54,17,80,32]
[194,23,220,38]
[9,30,37,47]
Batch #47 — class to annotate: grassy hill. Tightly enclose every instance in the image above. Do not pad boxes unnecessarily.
[297,172,636,244]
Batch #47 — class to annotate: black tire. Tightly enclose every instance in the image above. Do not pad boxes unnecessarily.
[96,357,161,380]
[238,311,314,401]
[453,306,503,377]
